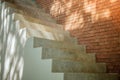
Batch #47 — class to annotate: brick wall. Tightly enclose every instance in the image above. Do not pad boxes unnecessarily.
[36,0,120,73]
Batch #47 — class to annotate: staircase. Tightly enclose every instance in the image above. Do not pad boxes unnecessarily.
[0,1,119,80]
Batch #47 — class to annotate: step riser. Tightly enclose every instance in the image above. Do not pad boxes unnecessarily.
[52,60,106,73]
[42,48,95,63]
[34,38,86,53]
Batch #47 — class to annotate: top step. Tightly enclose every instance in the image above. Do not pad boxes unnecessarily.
[3,2,63,29]
[4,1,57,23]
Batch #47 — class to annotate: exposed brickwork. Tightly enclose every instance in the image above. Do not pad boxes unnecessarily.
[36,0,120,73]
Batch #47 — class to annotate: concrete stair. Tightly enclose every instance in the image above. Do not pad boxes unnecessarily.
[1,1,119,80]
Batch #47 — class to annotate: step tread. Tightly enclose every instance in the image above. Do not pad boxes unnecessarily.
[42,48,95,62]
[34,37,86,53]
[52,59,106,73]
[64,73,119,80]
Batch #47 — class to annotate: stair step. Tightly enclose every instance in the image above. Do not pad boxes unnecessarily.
[42,48,95,62]
[64,73,119,80]
[52,59,106,73]
[34,37,86,53]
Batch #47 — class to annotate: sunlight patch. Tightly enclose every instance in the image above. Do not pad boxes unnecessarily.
[110,0,117,3]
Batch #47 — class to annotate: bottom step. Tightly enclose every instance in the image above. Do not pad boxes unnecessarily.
[52,59,106,73]
[64,73,118,80]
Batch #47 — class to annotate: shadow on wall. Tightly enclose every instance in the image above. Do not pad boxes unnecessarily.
[36,0,120,73]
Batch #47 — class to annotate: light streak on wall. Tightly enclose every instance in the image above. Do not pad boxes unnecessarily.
[110,0,117,3]
[84,0,111,23]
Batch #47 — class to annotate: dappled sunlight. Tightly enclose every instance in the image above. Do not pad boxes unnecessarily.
[3,27,26,80]
[7,34,17,55]
[1,2,27,80]
[64,13,76,30]
[50,0,65,17]
[18,28,27,47]
[9,55,18,80]
[3,34,17,80]
[17,57,24,80]
[84,0,111,23]
[64,23,72,30]
[110,0,117,3]
[3,29,25,80]
[65,12,84,30]
[100,9,110,19]
[84,0,96,13]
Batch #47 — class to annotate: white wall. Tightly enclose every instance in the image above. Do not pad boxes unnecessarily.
[22,38,63,80]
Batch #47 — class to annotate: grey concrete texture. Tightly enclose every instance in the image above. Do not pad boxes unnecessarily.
[42,48,95,63]
[52,59,106,73]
